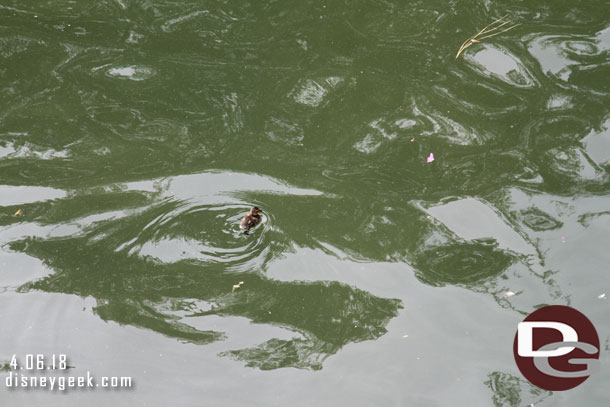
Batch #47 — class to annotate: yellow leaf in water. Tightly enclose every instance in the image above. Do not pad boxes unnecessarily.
[13,209,22,216]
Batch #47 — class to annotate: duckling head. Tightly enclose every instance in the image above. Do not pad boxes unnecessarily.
[250,206,262,215]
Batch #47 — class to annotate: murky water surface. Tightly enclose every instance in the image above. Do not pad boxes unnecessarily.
[1,1,609,405]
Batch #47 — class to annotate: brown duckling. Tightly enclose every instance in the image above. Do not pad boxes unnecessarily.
[240,206,262,234]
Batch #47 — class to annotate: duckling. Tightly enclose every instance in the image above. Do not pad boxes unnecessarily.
[240,206,262,235]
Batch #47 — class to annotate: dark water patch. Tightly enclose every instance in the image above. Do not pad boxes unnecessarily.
[413,241,514,287]
[12,231,401,368]
[485,371,551,407]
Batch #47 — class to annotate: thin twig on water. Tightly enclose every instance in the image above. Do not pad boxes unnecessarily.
[455,15,521,60]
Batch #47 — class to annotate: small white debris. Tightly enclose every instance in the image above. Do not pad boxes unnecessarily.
[598,293,606,299]
[503,291,516,298]
[232,281,245,292]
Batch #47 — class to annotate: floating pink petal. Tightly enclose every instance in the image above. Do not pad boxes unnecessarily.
[426,153,435,163]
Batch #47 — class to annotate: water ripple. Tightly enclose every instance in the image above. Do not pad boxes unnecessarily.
[528,25,610,93]
[291,77,344,107]
[465,44,538,88]
[130,203,269,268]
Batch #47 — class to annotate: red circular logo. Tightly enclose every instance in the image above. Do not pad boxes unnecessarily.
[513,305,599,391]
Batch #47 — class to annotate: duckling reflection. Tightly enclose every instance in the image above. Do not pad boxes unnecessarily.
[240,206,262,235]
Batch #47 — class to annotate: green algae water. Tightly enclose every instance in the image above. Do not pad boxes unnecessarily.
[1,0,610,405]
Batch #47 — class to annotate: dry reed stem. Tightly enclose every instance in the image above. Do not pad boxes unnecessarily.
[455,15,521,60]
